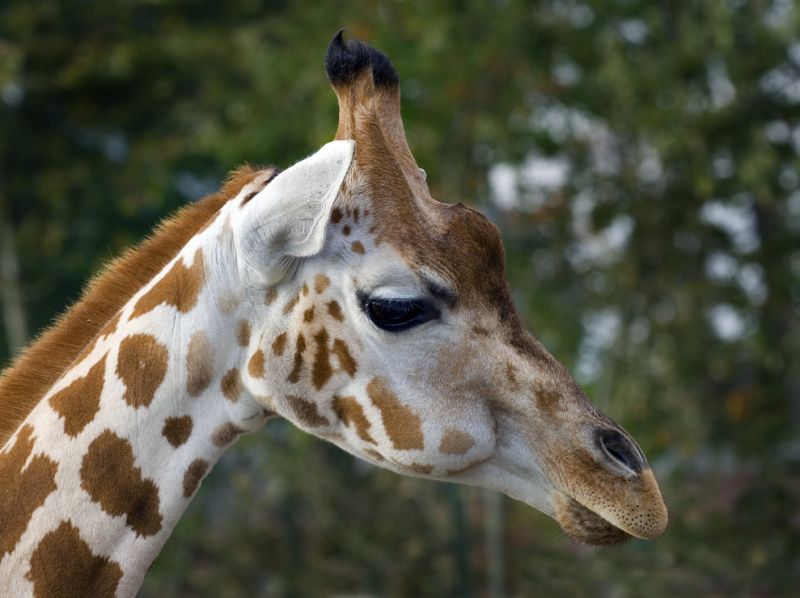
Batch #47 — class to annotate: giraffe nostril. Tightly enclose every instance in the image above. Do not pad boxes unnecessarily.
[595,428,644,474]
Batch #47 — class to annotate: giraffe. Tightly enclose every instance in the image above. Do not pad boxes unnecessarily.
[0,32,667,596]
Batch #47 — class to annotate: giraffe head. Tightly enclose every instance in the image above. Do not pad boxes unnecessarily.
[231,32,667,545]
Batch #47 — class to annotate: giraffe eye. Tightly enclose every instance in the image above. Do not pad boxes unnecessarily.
[361,297,439,332]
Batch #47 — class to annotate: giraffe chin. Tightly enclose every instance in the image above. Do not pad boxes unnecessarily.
[553,495,633,546]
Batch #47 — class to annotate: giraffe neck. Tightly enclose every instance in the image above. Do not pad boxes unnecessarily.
[0,198,273,597]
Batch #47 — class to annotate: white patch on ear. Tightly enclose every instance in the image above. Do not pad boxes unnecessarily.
[234,140,355,286]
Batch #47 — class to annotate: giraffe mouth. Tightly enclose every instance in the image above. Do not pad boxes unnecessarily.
[553,494,632,545]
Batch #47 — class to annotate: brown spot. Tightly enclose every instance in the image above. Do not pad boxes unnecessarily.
[364,209,370,217]
[186,331,214,397]
[409,462,433,474]
[217,294,240,314]
[343,225,351,236]
[221,368,242,402]
[311,329,333,390]
[332,339,357,376]
[271,332,288,356]
[327,300,344,322]
[236,320,251,347]
[283,294,300,315]
[116,334,169,408]
[331,207,343,223]
[286,395,330,427]
[364,448,384,461]
[80,430,162,536]
[240,189,259,206]
[353,207,360,223]
[332,396,375,443]
[131,248,206,319]
[211,422,244,447]
[303,306,315,323]
[351,241,365,255]
[439,429,475,455]
[0,425,57,558]
[367,378,423,450]
[314,274,331,294]
[162,416,193,447]
[26,521,122,597]
[182,459,209,498]
[302,282,310,296]
[265,288,278,305]
[49,355,107,437]
[472,326,490,336]
[535,383,563,415]
[287,334,306,383]
[248,349,266,378]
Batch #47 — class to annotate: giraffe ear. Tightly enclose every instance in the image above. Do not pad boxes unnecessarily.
[235,139,355,286]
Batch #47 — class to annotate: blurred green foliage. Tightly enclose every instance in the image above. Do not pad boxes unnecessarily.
[1,0,799,595]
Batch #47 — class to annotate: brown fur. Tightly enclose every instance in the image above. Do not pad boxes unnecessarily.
[331,338,357,376]
[49,355,108,437]
[0,165,269,447]
[332,395,375,444]
[162,416,193,448]
[271,332,288,356]
[186,331,214,397]
[311,329,333,390]
[236,320,251,347]
[129,247,206,320]
[116,334,169,408]
[0,425,58,558]
[211,422,244,447]
[287,334,306,383]
[286,394,330,427]
[367,377,423,451]
[439,429,475,455]
[248,349,266,379]
[326,301,344,322]
[182,459,209,498]
[220,368,242,402]
[26,520,123,597]
[313,274,331,294]
[80,430,162,537]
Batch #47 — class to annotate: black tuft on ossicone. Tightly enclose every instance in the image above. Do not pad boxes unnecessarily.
[324,29,399,89]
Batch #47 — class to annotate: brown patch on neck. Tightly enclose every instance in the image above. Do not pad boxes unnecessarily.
[0,165,273,447]
[130,247,206,319]
[162,416,193,447]
[219,368,241,402]
[236,320,251,347]
[80,430,162,537]
[116,334,169,408]
[49,354,108,437]
[367,377,423,451]
[182,459,209,498]
[186,331,214,397]
[0,425,58,558]
[211,422,244,448]
[26,520,123,597]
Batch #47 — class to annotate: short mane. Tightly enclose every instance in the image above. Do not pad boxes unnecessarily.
[0,165,273,446]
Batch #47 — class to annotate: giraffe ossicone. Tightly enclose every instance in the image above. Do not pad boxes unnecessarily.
[0,31,667,596]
